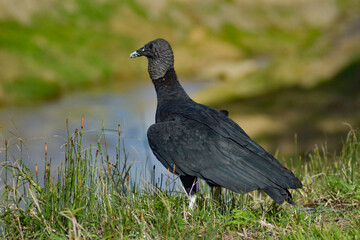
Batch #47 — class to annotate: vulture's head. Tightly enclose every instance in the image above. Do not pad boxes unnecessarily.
[130,38,174,80]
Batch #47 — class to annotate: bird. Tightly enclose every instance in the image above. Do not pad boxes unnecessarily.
[130,38,302,208]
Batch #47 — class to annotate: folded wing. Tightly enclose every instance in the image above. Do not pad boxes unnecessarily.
[147,107,302,194]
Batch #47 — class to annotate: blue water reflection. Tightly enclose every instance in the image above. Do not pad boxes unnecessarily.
[0,81,204,190]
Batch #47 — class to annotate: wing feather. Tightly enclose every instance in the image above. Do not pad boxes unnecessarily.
[147,109,302,193]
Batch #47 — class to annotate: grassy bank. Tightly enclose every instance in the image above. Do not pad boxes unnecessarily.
[1,0,360,104]
[0,119,359,239]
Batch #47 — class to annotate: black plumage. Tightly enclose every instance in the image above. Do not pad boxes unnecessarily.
[130,39,302,205]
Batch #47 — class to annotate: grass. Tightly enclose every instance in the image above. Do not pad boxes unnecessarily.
[0,118,359,239]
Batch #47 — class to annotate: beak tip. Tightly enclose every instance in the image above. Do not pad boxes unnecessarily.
[130,50,139,59]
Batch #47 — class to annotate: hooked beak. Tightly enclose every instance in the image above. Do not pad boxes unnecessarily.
[130,47,145,59]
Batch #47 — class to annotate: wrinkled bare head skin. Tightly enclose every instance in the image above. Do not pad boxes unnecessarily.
[130,38,174,80]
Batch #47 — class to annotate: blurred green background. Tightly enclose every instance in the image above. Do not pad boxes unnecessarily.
[0,0,359,154]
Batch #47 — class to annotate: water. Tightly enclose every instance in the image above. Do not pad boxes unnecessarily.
[0,81,204,189]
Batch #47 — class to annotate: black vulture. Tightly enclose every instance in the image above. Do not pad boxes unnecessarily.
[130,38,302,207]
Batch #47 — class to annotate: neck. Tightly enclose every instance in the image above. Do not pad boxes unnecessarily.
[151,68,190,103]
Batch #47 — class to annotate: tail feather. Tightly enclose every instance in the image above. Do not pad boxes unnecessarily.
[262,187,295,205]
